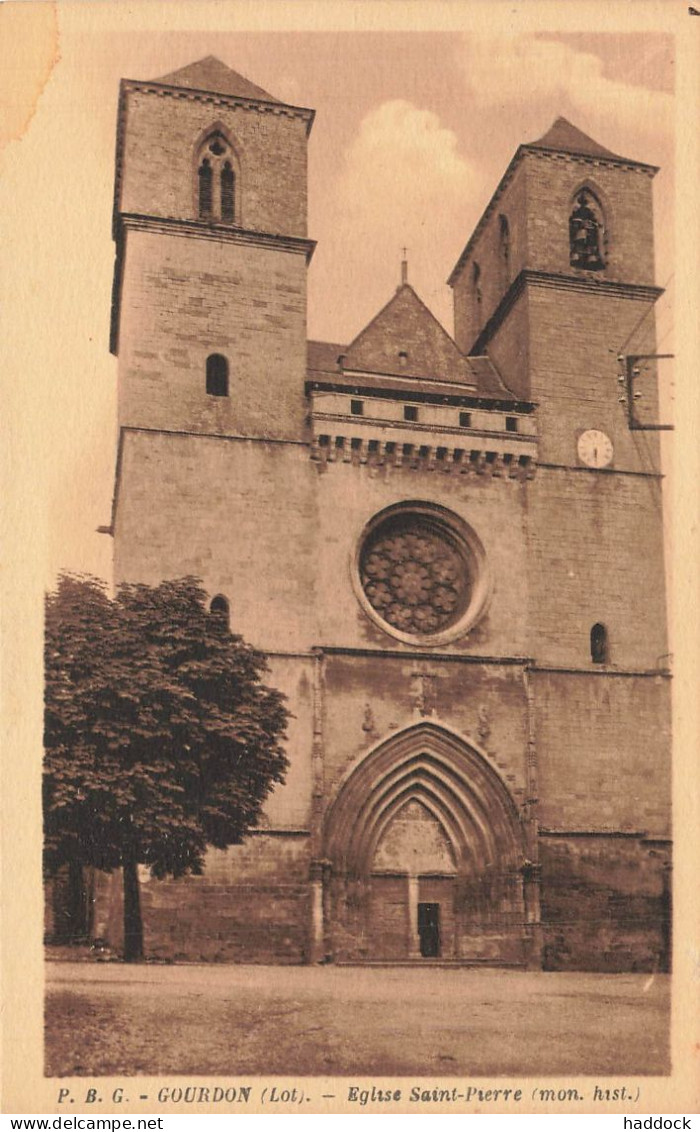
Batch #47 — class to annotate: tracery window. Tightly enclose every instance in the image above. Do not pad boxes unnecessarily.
[197,132,237,223]
[356,505,490,646]
[360,514,471,638]
[569,190,605,271]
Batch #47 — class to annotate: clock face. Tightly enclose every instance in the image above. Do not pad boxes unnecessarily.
[577,429,614,469]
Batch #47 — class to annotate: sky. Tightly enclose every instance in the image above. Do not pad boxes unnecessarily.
[0,3,679,589]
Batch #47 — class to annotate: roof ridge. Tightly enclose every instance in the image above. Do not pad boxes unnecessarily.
[345,283,459,356]
[526,116,625,161]
[154,56,281,103]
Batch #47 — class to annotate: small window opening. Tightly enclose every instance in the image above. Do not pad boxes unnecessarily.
[335,436,345,449]
[206,353,229,397]
[398,350,408,367]
[351,399,364,416]
[385,442,396,455]
[210,595,230,629]
[459,411,472,428]
[590,623,608,664]
[350,437,362,451]
[506,416,518,433]
[318,435,330,447]
[402,443,414,457]
[368,439,379,454]
[404,405,418,422]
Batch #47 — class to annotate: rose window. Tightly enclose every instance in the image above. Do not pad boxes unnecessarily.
[359,515,472,636]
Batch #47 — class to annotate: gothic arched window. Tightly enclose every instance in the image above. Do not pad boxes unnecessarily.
[206,354,229,397]
[498,215,511,289]
[196,131,237,223]
[569,189,605,271]
[590,622,608,664]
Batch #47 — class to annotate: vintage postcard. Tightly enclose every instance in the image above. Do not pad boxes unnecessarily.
[1,0,698,1117]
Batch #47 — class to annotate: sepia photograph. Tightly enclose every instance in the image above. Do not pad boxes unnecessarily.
[1,0,698,1117]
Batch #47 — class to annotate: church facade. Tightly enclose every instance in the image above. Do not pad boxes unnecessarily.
[97,56,671,970]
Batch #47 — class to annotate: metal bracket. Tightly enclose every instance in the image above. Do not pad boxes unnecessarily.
[622,354,674,431]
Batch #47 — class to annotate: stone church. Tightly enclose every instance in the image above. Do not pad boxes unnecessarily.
[96,56,671,969]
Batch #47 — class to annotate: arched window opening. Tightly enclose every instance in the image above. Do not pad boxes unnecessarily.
[221,162,235,222]
[196,131,237,223]
[590,622,608,664]
[198,158,213,218]
[498,215,511,289]
[210,595,230,629]
[569,190,605,271]
[206,354,229,397]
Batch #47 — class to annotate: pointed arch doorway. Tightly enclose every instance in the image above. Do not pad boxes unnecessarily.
[322,724,530,965]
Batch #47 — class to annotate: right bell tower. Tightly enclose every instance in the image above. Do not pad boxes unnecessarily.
[450,116,672,969]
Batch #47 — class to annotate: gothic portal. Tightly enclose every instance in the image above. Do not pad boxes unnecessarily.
[88,56,671,970]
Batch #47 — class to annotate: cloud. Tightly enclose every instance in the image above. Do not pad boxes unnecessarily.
[309,100,485,341]
[462,35,673,161]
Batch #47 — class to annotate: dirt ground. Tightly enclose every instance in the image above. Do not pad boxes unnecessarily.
[45,961,670,1078]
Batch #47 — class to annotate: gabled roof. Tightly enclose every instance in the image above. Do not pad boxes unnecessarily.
[526,116,626,162]
[155,56,280,103]
[342,284,475,385]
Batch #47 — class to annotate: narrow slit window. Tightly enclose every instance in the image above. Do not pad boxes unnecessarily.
[206,354,229,397]
[498,214,511,288]
[590,623,608,664]
[351,399,364,416]
[404,405,418,423]
[459,411,472,428]
[506,416,518,433]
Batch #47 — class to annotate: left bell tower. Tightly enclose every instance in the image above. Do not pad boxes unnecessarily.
[110,56,315,442]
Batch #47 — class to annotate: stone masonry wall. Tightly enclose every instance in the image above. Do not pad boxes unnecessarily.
[119,86,310,236]
[539,835,671,971]
[118,230,308,440]
[93,835,311,963]
[528,468,668,670]
[532,671,671,837]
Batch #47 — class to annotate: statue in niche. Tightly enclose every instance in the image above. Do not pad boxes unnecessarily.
[412,669,437,717]
[362,703,376,735]
[477,704,491,742]
[569,191,605,271]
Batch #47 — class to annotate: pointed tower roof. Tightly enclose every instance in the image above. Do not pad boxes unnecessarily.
[155,56,280,103]
[526,116,626,162]
[342,284,475,384]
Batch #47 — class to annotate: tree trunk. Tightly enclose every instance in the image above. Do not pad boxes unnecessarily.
[122,855,144,961]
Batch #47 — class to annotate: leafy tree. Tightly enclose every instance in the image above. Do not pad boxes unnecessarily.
[44,574,289,960]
